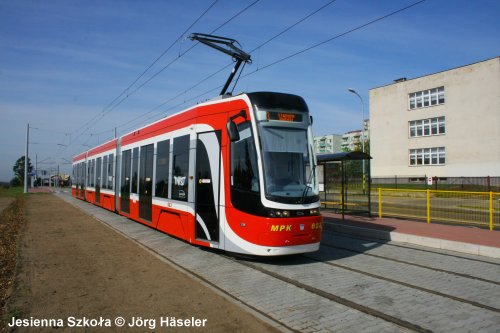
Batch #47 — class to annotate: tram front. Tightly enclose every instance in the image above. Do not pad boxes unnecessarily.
[226,92,322,256]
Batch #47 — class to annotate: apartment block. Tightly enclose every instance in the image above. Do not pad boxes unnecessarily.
[314,134,342,154]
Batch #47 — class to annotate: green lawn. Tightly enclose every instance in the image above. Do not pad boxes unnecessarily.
[0,186,24,198]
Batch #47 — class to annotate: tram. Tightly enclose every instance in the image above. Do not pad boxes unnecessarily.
[71,35,322,256]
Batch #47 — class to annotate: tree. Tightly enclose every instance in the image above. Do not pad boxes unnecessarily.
[12,156,33,186]
[352,138,370,156]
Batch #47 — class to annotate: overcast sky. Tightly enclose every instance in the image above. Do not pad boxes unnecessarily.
[1,0,499,182]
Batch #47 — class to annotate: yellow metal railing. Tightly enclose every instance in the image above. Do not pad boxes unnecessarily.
[376,188,500,230]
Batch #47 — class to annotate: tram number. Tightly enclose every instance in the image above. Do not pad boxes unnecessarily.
[311,222,322,230]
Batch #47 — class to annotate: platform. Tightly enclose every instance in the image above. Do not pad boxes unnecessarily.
[322,211,500,259]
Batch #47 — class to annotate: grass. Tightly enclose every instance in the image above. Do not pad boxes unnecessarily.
[0,196,25,330]
[0,187,24,198]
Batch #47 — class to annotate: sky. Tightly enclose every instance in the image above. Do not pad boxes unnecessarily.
[1,0,499,182]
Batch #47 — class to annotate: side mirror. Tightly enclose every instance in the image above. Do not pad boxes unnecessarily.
[227,110,247,142]
[227,120,240,142]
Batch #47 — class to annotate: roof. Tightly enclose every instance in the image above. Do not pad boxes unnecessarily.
[316,151,372,163]
[369,56,499,91]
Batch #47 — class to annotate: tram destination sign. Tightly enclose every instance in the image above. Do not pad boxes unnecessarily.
[266,111,303,122]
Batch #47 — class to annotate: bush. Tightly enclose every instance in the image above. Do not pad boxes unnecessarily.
[10,177,21,187]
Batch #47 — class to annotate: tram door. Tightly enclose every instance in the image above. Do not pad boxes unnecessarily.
[95,157,102,204]
[195,131,221,242]
[120,150,131,213]
[139,144,154,221]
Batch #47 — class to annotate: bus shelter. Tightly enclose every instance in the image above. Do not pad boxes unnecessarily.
[316,151,372,219]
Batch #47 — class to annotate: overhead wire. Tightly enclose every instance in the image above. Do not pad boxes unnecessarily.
[114,0,262,131]
[64,0,427,159]
[147,0,427,123]
[52,0,263,164]
[102,0,261,132]
[117,0,340,131]
[67,0,220,145]
[243,0,427,76]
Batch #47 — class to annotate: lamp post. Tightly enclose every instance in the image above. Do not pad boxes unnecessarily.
[24,123,29,193]
[348,88,367,193]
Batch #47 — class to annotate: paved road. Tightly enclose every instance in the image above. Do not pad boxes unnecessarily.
[57,191,500,333]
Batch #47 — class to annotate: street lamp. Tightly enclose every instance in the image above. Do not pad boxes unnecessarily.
[348,88,367,193]
[347,88,366,154]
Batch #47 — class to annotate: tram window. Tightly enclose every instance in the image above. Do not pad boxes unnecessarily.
[87,161,91,187]
[90,160,95,187]
[139,144,154,197]
[121,150,131,193]
[96,157,102,188]
[103,155,108,189]
[230,121,259,192]
[93,160,96,187]
[172,135,190,201]
[155,139,170,198]
[131,147,139,194]
[108,153,114,190]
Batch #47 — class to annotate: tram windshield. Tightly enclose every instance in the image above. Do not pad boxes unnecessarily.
[259,125,319,204]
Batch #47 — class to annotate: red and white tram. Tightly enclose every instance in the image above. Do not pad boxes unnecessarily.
[72,92,322,255]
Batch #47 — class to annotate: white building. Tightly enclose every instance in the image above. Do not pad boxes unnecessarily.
[314,134,342,154]
[341,119,369,152]
[369,57,500,177]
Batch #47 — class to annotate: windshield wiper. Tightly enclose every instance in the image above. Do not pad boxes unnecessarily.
[299,164,316,203]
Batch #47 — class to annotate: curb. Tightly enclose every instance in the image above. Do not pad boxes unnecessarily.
[326,223,500,259]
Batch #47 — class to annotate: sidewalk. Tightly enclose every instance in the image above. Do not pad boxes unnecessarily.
[321,211,500,259]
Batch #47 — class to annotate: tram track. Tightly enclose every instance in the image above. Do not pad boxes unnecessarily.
[224,239,500,333]
[320,241,500,286]
[302,253,500,313]
[229,255,432,333]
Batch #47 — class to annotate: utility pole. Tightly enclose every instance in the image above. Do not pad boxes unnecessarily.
[24,123,29,194]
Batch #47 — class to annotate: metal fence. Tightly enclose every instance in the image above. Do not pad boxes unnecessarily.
[375,189,500,230]
[320,188,500,230]
[372,176,500,192]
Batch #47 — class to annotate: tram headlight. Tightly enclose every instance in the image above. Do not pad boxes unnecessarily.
[309,208,320,216]
[268,210,288,218]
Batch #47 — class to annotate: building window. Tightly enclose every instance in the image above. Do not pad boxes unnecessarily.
[409,147,445,166]
[409,86,444,110]
[409,117,445,137]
